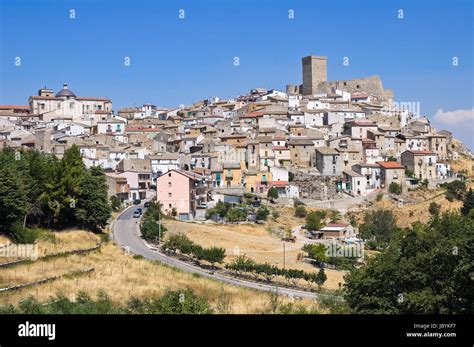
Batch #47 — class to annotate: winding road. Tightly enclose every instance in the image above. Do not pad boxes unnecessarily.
[112,203,342,300]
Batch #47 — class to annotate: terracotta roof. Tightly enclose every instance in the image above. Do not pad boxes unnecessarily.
[377,161,404,169]
[271,181,289,186]
[0,105,29,110]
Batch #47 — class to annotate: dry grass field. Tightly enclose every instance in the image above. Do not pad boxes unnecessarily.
[0,231,317,313]
[163,213,345,291]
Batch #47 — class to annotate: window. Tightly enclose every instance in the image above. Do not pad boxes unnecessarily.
[168,173,171,177]
[168,192,172,197]
[168,182,172,187]
[70,102,74,109]
[168,204,172,208]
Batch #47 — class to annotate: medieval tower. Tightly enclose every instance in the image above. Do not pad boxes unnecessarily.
[301,55,327,95]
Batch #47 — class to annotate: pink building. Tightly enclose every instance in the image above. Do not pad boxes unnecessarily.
[156,169,207,221]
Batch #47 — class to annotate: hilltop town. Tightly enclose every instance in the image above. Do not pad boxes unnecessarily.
[0,55,470,223]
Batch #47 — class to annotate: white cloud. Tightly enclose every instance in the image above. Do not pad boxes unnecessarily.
[431,108,474,151]
[433,108,474,126]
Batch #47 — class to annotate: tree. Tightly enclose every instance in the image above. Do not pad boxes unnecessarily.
[110,196,122,211]
[461,188,474,216]
[256,206,270,221]
[330,211,342,223]
[226,208,246,223]
[206,201,231,220]
[344,212,474,314]
[428,202,441,216]
[201,247,226,266]
[294,206,307,218]
[267,187,279,202]
[302,243,327,263]
[388,182,402,195]
[75,166,112,232]
[140,218,166,242]
[442,180,466,201]
[315,268,327,289]
[0,166,28,231]
[306,211,323,231]
[359,209,399,249]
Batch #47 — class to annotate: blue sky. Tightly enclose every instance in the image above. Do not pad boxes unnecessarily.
[0,0,472,148]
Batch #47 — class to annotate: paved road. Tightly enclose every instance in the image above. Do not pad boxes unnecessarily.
[112,203,341,300]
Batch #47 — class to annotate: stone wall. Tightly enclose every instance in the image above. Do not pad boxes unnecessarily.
[317,75,392,100]
[291,172,341,200]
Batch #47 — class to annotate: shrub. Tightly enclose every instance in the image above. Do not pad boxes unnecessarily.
[9,223,38,244]
[389,182,402,195]
[256,206,270,221]
[375,192,384,202]
[110,196,122,211]
[226,208,246,222]
[441,180,466,201]
[294,206,307,218]
[428,202,441,216]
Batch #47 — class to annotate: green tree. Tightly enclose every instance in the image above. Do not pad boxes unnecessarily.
[302,243,327,263]
[315,268,327,289]
[110,196,122,211]
[201,246,226,266]
[461,188,474,216]
[75,166,112,232]
[344,212,474,314]
[442,180,466,201]
[306,211,323,231]
[267,187,279,202]
[294,206,307,218]
[226,208,246,222]
[428,202,441,216]
[256,206,270,221]
[359,209,399,249]
[0,165,28,231]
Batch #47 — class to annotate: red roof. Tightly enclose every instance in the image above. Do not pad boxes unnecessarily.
[271,181,289,186]
[272,146,289,150]
[0,105,29,110]
[377,161,404,169]
[351,92,369,99]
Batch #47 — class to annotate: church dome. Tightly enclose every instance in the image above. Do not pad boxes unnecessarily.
[55,83,76,98]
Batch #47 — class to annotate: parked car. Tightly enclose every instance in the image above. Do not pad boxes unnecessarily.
[144,201,151,208]
[198,202,207,208]
[136,208,143,215]
[133,199,141,205]
[132,210,141,218]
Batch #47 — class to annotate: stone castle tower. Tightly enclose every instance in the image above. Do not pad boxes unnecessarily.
[301,55,327,95]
